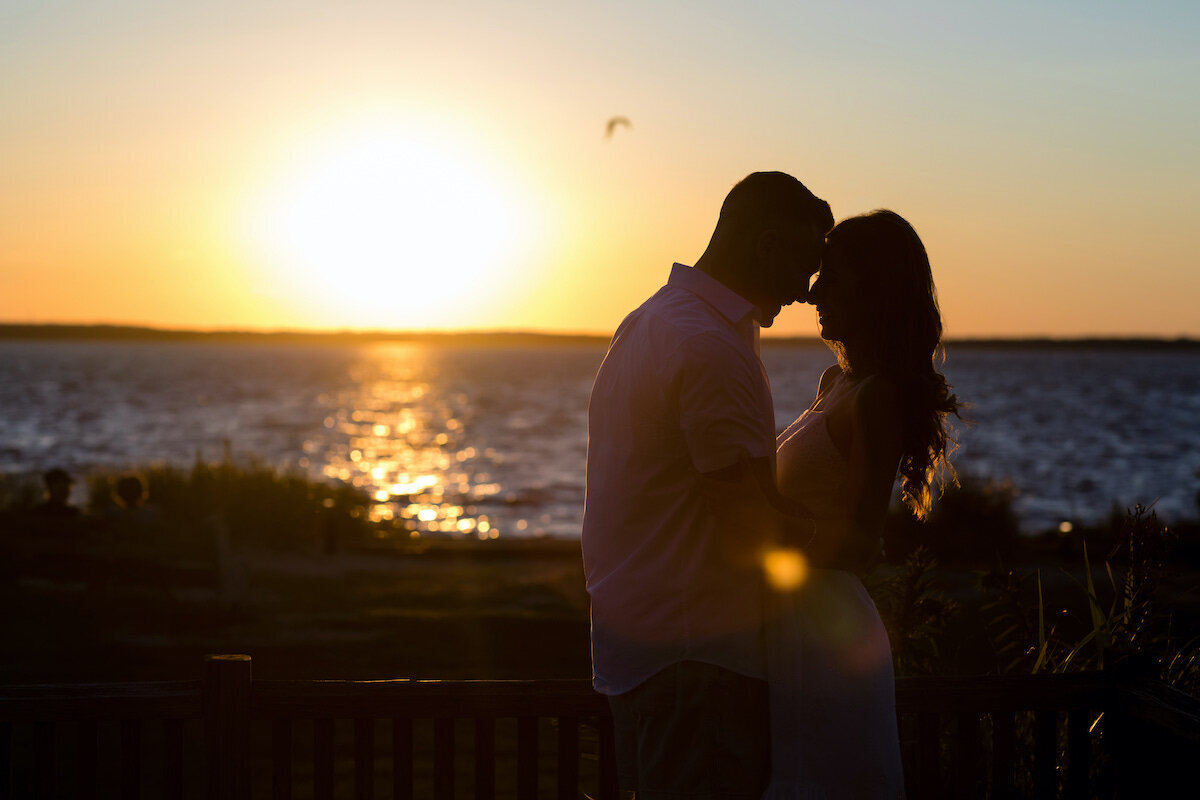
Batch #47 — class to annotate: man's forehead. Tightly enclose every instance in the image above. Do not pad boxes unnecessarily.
[771,216,823,240]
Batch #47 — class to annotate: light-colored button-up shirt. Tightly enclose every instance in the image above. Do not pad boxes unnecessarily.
[582,263,776,695]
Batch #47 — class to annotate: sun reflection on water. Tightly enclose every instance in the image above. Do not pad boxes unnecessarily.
[311,344,507,540]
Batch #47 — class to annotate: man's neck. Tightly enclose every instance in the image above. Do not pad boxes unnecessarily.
[695,254,755,307]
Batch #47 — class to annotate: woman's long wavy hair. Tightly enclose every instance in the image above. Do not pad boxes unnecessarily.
[824,210,962,519]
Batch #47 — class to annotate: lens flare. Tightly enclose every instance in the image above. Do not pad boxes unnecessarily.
[764,548,809,591]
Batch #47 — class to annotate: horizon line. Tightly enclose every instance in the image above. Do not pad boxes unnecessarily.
[1,322,1199,349]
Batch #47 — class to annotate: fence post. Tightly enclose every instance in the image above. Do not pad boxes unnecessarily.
[1105,653,1155,799]
[204,654,252,800]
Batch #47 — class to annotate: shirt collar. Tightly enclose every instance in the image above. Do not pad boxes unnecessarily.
[668,263,761,327]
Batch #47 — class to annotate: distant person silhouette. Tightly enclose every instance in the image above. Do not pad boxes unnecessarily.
[33,468,81,519]
[19,466,87,543]
[113,474,147,511]
[107,473,162,538]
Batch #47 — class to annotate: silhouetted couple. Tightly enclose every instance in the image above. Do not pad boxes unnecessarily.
[582,172,959,798]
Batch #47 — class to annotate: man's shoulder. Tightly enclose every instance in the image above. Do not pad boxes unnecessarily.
[621,285,745,350]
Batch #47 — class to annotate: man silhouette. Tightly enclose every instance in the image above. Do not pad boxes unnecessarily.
[582,172,833,798]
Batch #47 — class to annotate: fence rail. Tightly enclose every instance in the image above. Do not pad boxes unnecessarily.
[3,655,1200,798]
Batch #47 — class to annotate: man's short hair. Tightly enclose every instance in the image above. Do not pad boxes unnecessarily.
[717,171,833,237]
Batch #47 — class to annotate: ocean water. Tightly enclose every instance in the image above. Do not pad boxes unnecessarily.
[0,340,1197,537]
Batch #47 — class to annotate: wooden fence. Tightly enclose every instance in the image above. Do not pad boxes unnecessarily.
[3,654,1200,798]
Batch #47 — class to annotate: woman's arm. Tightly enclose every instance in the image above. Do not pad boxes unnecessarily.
[697,363,886,573]
[838,374,904,569]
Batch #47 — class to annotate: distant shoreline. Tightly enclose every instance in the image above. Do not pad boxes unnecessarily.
[1,323,1198,350]
[0,323,610,348]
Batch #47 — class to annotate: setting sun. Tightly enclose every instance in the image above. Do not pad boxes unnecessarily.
[241,121,543,329]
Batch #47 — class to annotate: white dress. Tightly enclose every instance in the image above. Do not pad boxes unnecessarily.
[763,409,905,799]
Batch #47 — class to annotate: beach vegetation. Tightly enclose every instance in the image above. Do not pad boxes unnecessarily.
[974,505,1197,679]
[882,472,1020,564]
[0,472,42,512]
[867,546,960,676]
[82,454,372,553]
[971,505,1200,794]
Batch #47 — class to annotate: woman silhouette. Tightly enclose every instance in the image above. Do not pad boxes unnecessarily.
[765,210,961,799]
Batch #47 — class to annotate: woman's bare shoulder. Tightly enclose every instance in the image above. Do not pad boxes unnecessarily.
[817,363,844,394]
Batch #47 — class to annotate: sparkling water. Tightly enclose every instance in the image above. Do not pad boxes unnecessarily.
[1,340,1196,536]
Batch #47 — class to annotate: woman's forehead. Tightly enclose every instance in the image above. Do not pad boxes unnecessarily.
[819,240,847,267]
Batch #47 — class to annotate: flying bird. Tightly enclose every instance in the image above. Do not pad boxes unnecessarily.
[605,116,632,139]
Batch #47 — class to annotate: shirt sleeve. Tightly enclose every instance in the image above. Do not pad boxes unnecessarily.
[675,331,773,474]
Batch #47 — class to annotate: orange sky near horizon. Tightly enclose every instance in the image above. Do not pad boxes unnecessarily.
[2,1,1198,339]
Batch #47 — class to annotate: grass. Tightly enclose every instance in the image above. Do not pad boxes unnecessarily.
[1,458,591,683]
[6,459,1200,799]
[4,457,1200,688]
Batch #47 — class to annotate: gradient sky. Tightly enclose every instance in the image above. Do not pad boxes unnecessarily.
[2,1,1197,338]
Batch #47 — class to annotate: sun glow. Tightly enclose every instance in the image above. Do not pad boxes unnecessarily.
[243,121,543,329]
